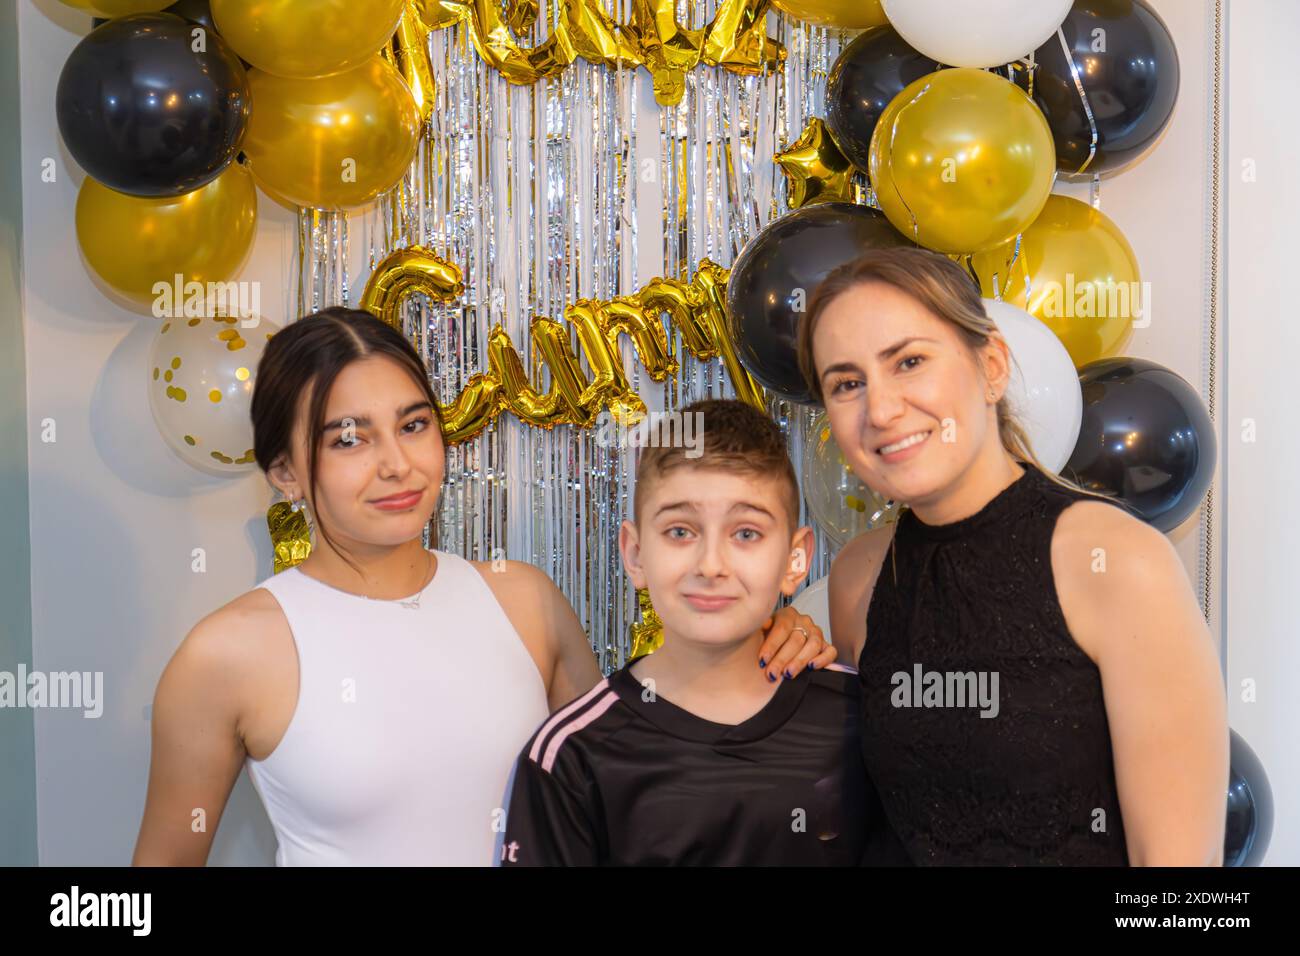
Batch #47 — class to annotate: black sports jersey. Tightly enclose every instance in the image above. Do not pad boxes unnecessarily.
[497,660,910,866]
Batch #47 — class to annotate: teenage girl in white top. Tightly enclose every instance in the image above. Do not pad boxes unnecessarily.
[132,307,830,866]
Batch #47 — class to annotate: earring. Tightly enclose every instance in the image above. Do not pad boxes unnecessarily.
[290,497,304,513]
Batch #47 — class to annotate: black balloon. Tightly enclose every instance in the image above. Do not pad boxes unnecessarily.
[1064,357,1214,532]
[726,203,914,404]
[826,25,941,177]
[57,12,250,197]
[1225,729,1273,867]
[1016,0,1179,176]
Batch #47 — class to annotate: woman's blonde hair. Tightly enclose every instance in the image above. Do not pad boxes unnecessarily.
[795,245,1111,501]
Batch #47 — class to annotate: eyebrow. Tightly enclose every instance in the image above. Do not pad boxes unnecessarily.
[653,501,777,521]
[819,336,938,382]
[323,401,432,432]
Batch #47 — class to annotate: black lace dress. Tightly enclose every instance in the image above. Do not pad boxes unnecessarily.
[859,464,1131,865]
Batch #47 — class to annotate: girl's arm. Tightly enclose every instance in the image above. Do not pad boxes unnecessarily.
[1055,501,1229,866]
[132,605,252,865]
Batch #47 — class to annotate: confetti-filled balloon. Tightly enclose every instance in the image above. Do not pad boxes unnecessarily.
[148,313,282,476]
[802,411,900,547]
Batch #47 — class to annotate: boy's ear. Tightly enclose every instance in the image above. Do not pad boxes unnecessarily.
[619,519,648,590]
[780,525,816,597]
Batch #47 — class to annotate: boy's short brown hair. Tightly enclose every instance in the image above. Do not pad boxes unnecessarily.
[632,398,801,533]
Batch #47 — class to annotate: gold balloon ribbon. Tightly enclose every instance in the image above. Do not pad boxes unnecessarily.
[360,246,765,445]
[404,0,782,106]
[774,117,856,208]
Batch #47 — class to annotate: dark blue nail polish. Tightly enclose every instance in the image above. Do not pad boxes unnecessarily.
[759,658,767,669]
[784,670,792,680]
[767,672,776,683]
[807,661,816,671]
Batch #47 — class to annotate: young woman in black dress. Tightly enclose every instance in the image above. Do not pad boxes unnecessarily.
[798,248,1228,865]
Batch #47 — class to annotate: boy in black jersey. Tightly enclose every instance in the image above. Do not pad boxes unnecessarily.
[497,398,903,866]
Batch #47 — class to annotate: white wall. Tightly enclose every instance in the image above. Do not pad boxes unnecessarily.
[17,0,1284,865]
[1223,0,1297,867]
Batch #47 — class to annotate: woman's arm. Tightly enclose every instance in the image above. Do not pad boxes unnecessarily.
[132,607,252,866]
[827,523,896,667]
[1055,501,1229,866]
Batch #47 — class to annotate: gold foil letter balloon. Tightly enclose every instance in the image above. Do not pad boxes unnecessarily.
[148,313,283,477]
[211,0,406,78]
[241,56,420,210]
[76,162,258,309]
[868,68,1056,255]
[971,195,1140,368]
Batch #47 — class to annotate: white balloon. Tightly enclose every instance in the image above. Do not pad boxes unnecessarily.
[148,313,282,477]
[791,576,831,645]
[882,0,1072,69]
[983,298,1081,474]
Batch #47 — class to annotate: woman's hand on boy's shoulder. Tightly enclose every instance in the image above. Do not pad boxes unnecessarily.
[757,605,836,683]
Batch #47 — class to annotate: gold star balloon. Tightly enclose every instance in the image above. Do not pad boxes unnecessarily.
[774,117,856,208]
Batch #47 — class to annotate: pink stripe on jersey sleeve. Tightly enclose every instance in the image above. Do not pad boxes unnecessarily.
[824,662,858,674]
[528,678,610,763]
[541,690,619,773]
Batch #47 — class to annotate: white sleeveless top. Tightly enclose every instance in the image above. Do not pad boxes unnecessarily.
[245,549,550,866]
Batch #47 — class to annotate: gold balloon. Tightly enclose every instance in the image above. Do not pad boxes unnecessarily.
[774,117,856,208]
[771,0,887,30]
[210,0,406,78]
[58,0,172,16]
[242,57,420,210]
[359,248,764,444]
[76,163,257,308]
[971,195,1140,367]
[869,68,1056,255]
